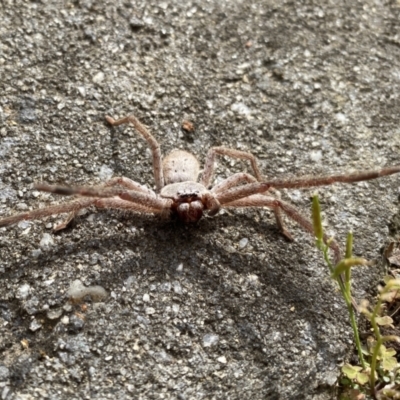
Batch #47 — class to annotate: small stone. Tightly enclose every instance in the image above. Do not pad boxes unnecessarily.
[19,101,37,123]
[63,303,73,312]
[98,165,114,180]
[17,284,31,299]
[247,274,259,287]
[89,253,99,265]
[24,297,39,315]
[77,86,86,97]
[238,238,248,248]
[124,276,136,288]
[203,333,219,347]
[335,112,347,123]
[129,17,145,29]
[0,365,10,380]
[172,281,182,294]
[160,282,171,292]
[1,386,11,400]
[15,202,28,211]
[17,220,30,229]
[172,304,180,314]
[145,307,156,315]
[143,293,150,302]
[69,314,85,332]
[40,233,54,249]
[176,263,183,272]
[29,319,42,332]
[92,71,105,84]
[231,102,251,116]
[310,150,322,162]
[67,280,107,302]
[137,315,150,325]
[47,309,63,320]
[217,356,227,364]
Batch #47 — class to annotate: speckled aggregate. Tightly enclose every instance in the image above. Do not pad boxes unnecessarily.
[0,1,400,399]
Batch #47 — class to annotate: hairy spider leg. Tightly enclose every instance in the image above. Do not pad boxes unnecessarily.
[106,115,164,191]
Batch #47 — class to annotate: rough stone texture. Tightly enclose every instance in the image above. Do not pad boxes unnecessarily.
[0,1,400,399]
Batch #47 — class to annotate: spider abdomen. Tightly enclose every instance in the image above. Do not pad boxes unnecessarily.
[163,150,200,184]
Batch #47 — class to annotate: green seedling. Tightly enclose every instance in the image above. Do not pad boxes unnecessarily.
[312,195,400,399]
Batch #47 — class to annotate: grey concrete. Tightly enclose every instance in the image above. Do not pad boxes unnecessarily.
[0,1,400,399]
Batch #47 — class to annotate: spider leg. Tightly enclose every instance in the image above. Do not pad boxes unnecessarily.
[104,177,156,196]
[200,147,263,188]
[95,198,162,214]
[216,182,272,204]
[0,197,163,229]
[260,165,400,189]
[222,194,341,264]
[106,115,164,191]
[0,198,95,228]
[211,173,293,238]
[269,191,294,241]
[53,209,77,232]
[55,177,157,231]
[216,162,400,205]
[211,172,257,194]
[35,184,172,213]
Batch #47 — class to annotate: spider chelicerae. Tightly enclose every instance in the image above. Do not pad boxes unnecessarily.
[1,114,400,265]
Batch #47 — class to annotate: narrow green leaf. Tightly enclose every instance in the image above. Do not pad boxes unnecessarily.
[312,195,323,241]
[345,231,353,259]
[382,335,400,343]
[331,258,371,279]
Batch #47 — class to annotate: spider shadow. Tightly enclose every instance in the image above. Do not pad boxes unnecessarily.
[4,209,339,361]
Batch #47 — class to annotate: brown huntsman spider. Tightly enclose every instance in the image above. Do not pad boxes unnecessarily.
[1,114,400,265]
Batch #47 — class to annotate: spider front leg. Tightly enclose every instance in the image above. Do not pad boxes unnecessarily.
[0,178,161,229]
[0,196,166,229]
[35,184,172,215]
[54,177,156,231]
[106,115,164,191]
[260,165,400,190]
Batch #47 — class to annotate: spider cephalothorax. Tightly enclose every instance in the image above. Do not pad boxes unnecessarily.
[1,114,400,267]
[158,150,220,223]
[160,180,216,223]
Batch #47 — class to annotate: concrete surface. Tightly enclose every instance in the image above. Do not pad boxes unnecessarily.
[0,0,400,399]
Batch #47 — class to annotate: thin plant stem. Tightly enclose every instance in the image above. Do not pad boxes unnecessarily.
[312,196,365,368]
[320,239,365,369]
[369,296,384,398]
